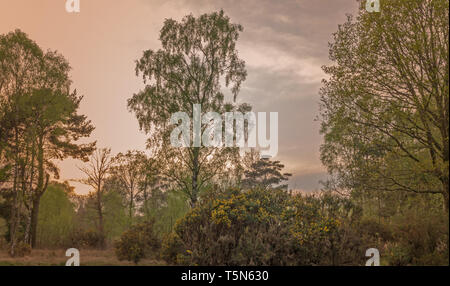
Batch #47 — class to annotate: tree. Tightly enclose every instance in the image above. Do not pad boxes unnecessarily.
[139,156,164,220]
[0,30,43,254]
[0,98,13,185]
[110,150,147,225]
[79,148,113,248]
[0,30,95,251]
[102,188,129,242]
[25,87,95,248]
[241,156,292,190]
[37,182,76,248]
[128,10,248,207]
[319,0,449,211]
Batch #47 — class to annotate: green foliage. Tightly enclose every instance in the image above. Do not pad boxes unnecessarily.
[288,193,367,265]
[319,0,449,208]
[70,189,128,246]
[317,0,449,266]
[37,184,76,248]
[142,189,189,237]
[162,188,368,266]
[103,190,130,241]
[115,221,161,264]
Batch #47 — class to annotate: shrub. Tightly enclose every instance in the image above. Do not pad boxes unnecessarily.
[359,218,393,243]
[288,193,368,265]
[174,188,299,266]
[161,188,372,266]
[160,232,186,265]
[115,221,160,264]
[164,189,357,265]
[70,229,105,249]
[382,210,449,266]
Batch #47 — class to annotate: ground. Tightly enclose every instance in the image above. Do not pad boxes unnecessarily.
[0,249,165,266]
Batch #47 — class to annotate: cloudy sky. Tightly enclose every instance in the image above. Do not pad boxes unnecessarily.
[0,0,360,194]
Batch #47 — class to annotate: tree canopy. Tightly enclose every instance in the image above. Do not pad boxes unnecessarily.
[320,0,449,211]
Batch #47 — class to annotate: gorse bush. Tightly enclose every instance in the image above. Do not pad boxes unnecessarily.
[115,220,160,264]
[160,232,186,265]
[161,188,370,266]
[288,193,368,265]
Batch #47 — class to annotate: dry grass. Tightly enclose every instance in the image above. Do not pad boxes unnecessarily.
[0,248,165,266]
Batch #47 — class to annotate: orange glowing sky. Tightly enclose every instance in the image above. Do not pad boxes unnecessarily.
[0,0,359,194]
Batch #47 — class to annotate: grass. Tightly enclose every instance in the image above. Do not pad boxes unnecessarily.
[0,248,165,266]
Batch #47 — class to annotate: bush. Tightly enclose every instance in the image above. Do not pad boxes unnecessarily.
[288,193,368,265]
[160,232,186,265]
[115,221,160,264]
[161,188,448,266]
[161,188,367,266]
[359,218,393,244]
[70,229,105,249]
[382,210,449,266]
[168,188,299,266]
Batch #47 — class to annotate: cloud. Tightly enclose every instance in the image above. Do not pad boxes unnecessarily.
[154,0,360,190]
[170,0,359,59]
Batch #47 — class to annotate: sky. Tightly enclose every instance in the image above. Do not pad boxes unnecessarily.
[0,0,360,194]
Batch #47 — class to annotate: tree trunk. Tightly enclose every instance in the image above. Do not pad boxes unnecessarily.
[30,139,48,249]
[9,127,20,256]
[96,186,105,248]
[191,148,199,208]
[129,193,134,226]
[9,185,19,256]
[443,180,449,213]
[23,210,32,245]
[143,181,150,219]
[30,197,41,248]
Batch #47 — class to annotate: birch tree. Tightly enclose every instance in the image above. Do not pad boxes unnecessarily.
[128,11,248,207]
